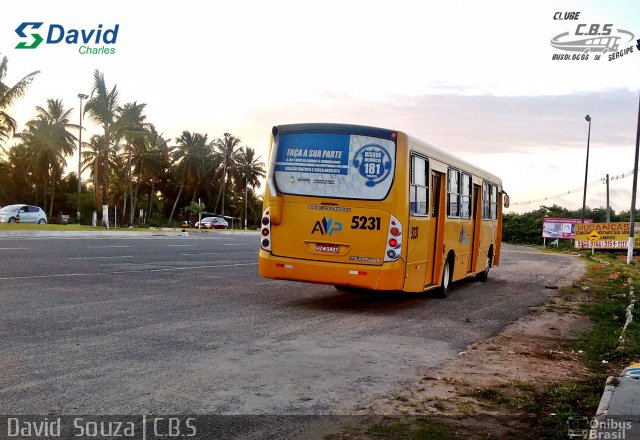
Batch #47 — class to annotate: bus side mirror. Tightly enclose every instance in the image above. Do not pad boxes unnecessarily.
[503,194,510,208]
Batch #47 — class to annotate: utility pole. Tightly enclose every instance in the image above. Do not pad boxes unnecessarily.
[606,173,610,223]
[627,94,640,264]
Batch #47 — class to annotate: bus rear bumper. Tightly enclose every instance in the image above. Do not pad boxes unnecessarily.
[258,250,406,291]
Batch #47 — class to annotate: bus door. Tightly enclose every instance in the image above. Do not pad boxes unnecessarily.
[426,171,445,287]
[468,184,482,273]
[404,155,430,292]
[405,166,445,292]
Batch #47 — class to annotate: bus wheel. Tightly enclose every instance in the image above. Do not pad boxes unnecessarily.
[437,258,453,298]
[477,251,492,282]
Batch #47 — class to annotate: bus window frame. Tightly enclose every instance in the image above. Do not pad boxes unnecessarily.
[460,172,472,220]
[410,153,429,217]
[447,167,460,218]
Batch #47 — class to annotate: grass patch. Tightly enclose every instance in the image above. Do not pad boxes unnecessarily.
[536,375,607,440]
[534,253,639,438]
[462,386,539,412]
[562,254,640,369]
[366,418,456,440]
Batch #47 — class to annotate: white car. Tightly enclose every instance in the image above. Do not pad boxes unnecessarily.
[194,216,229,229]
[0,204,48,224]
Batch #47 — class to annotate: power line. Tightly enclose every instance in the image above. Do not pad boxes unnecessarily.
[511,170,634,206]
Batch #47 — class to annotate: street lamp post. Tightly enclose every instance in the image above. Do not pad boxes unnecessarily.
[221,132,230,217]
[244,178,248,229]
[581,115,592,223]
[77,93,89,223]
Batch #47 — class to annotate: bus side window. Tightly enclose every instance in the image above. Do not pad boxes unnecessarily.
[491,185,498,220]
[410,154,428,216]
[482,182,498,220]
[460,173,472,219]
[447,168,460,217]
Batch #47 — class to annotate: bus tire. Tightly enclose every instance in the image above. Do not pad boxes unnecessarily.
[477,248,493,282]
[437,257,453,298]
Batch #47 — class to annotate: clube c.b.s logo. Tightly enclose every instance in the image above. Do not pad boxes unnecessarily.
[549,11,638,62]
[15,22,120,55]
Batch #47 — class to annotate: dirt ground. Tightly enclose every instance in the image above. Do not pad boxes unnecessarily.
[358,275,595,438]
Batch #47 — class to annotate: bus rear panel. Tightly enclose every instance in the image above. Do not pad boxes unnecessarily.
[259,123,503,293]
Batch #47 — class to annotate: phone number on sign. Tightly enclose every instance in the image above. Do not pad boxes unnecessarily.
[575,240,629,248]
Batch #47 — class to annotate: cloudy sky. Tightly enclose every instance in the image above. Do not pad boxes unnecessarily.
[1,0,639,213]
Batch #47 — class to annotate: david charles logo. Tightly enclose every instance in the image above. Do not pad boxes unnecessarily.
[15,22,119,55]
[311,217,342,236]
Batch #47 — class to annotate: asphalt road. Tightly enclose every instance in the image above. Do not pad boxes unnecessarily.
[0,236,584,416]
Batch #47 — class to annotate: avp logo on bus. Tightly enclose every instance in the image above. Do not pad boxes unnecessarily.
[311,217,342,236]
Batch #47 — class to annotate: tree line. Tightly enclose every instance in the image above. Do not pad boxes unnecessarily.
[0,56,266,227]
[503,204,637,245]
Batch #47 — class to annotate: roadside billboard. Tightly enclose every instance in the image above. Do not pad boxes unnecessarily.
[543,217,591,239]
[575,222,640,249]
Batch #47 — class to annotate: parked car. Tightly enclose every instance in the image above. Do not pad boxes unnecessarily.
[194,216,229,229]
[0,204,48,224]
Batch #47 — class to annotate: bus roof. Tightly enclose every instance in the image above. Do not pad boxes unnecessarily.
[274,123,503,187]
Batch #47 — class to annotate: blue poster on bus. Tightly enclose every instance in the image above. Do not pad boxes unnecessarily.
[274,132,396,200]
[275,133,350,175]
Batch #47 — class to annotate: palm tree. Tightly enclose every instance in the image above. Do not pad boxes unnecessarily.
[81,134,114,212]
[233,147,265,228]
[0,54,39,141]
[4,144,32,203]
[83,70,119,224]
[130,124,169,224]
[115,101,148,225]
[167,131,212,225]
[16,99,78,217]
[212,133,242,216]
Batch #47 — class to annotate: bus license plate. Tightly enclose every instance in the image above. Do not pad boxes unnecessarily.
[316,244,340,254]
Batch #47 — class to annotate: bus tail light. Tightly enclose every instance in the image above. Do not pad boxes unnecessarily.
[260,209,272,251]
[384,215,402,262]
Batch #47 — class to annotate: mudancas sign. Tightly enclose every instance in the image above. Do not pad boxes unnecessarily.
[575,222,640,249]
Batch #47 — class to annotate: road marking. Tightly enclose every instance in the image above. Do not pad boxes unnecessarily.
[0,247,29,250]
[223,244,246,246]
[168,244,190,247]
[96,245,132,248]
[183,252,222,256]
[68,255,134,260]
[0,262,258,281]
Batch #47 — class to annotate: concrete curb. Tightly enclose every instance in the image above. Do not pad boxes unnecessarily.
[0,230,190,239]
[594,375,617,419]
[0,229,260,239]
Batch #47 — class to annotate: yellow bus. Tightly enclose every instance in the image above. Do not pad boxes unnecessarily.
[258,123,507,296]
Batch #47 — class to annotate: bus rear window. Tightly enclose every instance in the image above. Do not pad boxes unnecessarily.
[274,132,396,200]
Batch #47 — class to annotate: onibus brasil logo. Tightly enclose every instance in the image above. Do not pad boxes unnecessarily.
[15,22,119,54]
